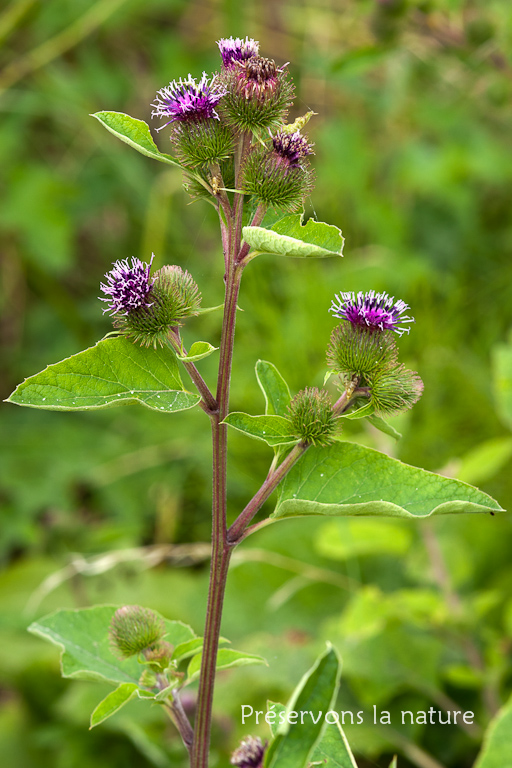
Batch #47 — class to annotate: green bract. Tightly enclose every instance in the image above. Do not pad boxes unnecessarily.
[170,119,234,167]
[115,265,201,347]
[242,149,313,212]
[328,323,398,378]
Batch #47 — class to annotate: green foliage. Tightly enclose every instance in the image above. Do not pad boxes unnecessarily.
[2,2,512,766]
[274,442,502,520]
[223,412,297,446]
[28,606,195,684]
[177,342,218,363]
[90,683,140,729]
[492,334,512,431]
[474,694,512,768]
[255,360,292,417]
[242,215,344,258]
[91,112,182,169]
[264,646,341,768]
[7,337,200,413]
[186,649,267,682]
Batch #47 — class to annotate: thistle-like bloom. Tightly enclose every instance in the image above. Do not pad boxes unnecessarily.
[272,130,314,168]
[230,736,267,768]
[100,256,154,316]
[218,36,259,68]
[330,290,414,336]
[235,56,283,101]
[152,73,225,130]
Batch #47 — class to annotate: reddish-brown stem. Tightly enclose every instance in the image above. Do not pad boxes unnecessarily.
[190,132,251,768]
[167,329,218,415]
[227,442,307,545]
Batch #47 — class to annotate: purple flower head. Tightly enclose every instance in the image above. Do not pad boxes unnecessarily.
[151,73,225,130]
[272,130,314,167]
[330,290,414,336]
[218,36,259,68]
[230,736,267,768]
[100,256,155,316]
[235,56,284,100]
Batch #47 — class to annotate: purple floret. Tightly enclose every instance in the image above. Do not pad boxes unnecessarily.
[100,256,154,315]
[330,290,414,336]
[218,36,259,68]
[272,130,314,167]
[151,73,225,130]
[230,736,267,768]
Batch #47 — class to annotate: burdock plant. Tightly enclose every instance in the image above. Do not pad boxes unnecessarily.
[7,35,503,768]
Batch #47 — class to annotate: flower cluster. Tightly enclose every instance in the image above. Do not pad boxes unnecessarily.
[328,290,422,415]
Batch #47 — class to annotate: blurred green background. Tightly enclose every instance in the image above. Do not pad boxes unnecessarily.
[1,0,512,766]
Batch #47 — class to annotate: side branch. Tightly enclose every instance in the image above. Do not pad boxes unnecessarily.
[227,442,307,544]
[167,330,218,414]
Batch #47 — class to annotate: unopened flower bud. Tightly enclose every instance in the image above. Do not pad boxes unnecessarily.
[368,364,424,415]
[144,641,174,672]
[288,387,337,446]
[230,735,267,768]
[109,606,165,659]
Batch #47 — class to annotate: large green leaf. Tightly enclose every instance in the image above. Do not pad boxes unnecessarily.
[223,412,297,446]
[265,646,340,768]
[273,442,503,520]
[310,720,359,768]
[7,337,200,413]
[91,111,182,169]
[28,606,196,684]
[242,214,344,259]
[267,702,359,768]
[256,360,292,417]
[473,694,512,768]
[186,648,267,682]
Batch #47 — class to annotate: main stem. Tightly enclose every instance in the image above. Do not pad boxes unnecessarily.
[191,137,248,766]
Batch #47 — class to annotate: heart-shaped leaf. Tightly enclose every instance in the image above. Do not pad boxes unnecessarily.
[91,111,182,169]
[7,337,200,413]
[273,442,503,520]
[242,215,344,259]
